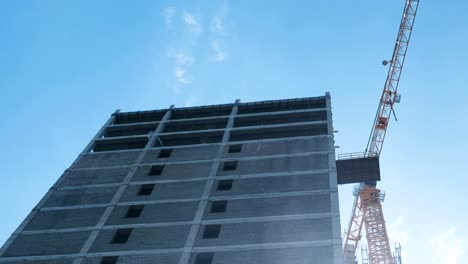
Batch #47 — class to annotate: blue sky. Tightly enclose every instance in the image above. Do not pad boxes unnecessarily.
[1,1,467,263]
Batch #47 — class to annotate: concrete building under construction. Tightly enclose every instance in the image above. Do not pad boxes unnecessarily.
[0,94,343,264]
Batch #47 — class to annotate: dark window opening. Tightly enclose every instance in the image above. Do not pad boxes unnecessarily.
[153,131,224,147]
[138,184,155,196]
[228,144,242,153]
[222,161,238,171]
[125,205,144,218]
[229,124,328,142]
[163,118,228,133]
[170,105,232,120]
[93,137,148,152]
[104,123,158,138]
[210,200,228,213]
[149,165,165,176]
[111,229,132,244]
[114,111,166,124]
[158,149,173,158]
[195,253,214,264]
[237,98,326,114]
[101,256,119,264]
[217,180,233,191]
[203,224,221,239]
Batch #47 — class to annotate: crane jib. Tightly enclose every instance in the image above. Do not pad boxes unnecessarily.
[367,0,420,158]
[342,1,420,264]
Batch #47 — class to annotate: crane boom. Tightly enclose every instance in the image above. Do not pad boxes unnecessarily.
[366,0,420,157]
[343,1,420,263]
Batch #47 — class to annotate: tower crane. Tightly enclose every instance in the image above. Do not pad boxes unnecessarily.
[341,1,420,263]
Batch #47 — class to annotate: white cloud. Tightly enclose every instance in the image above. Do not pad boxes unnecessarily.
[210,3,229,62]
[168,50,194,93]
[174,51,194,66]
[428,228,467,264]
[174,67,190,85]
[210,2,228,35]
[183,12,198,25]
[211,15,225,35]
[163,6,176,28]
[211,41,227,62]
[182,12,202,37]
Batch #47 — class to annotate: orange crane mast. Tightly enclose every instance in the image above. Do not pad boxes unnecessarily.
[342,1,420,264]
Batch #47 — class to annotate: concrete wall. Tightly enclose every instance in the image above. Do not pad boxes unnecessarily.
[131,162,213,182]
[217,154,329,176]
[221,137,329,157]
[189,247,334,264]
[61,167,130,186]
[3,231,90,257]
[119,181,206,202]
[203,194,331,219]
[211,173,330,196]
[105,202,198,225]
[83,253,180,264]
[25,208,105,230]
[142,146,218,163]
[194,218,332,247]
[43,187,118,207]
[88,226,190,252]
[72,151,142,169]
[5,260,74,264]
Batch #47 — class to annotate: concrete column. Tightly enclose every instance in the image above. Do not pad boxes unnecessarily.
[177,100,240,264]
[72,107,173,264]
[325,92,344,264]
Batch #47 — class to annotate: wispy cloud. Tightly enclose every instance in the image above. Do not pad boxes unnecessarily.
[183,12,202,37]
[163,6,176,28]
[174,67,189,84]
[211,41,228,62]
[210,3,229,62]
[168,50,194,93]
[211,15,226,36]
[161,3,233,97]
[428,228,466,264]
[183,12,197,25]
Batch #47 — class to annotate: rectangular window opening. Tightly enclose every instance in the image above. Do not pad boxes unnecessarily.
[111,229,132,244]
[203,224,221,239]
[216,180,233,191]
[101,256,119,264]
[158,148,173,158]
[125,205,144,218]
[138,184,155,196]
[222,161,238,171]
[195,252,214,264]
[149,165,165,176]
[210,200,228,213]
[228,144,242,153]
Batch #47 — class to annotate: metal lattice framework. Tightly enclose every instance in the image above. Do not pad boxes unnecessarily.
[360,187,393,264]
[343,185,365,263]
[362,244,370,264]
[394,243,403,264]
[366,0,420,157]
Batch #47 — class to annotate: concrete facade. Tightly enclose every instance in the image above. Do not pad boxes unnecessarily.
[0,94,343,264]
